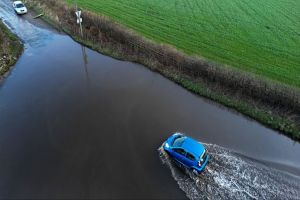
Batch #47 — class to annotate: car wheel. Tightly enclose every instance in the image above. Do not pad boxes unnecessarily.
[192,169,199,176]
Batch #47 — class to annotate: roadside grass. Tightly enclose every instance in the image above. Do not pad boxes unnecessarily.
[0,20,23,76]
[166,70,299,140]
[66,0,300,88]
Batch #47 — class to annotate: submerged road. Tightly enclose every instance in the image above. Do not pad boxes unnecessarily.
[0,0,300,199]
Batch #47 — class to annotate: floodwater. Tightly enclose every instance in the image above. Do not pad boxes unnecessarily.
[0,0,299,199]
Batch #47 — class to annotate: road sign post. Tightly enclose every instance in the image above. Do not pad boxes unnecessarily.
[74,1,83,37]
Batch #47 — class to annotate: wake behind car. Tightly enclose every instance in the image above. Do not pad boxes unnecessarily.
[13,1,27,15]
[163,133,209,174]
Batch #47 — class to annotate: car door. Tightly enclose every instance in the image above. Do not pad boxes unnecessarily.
[172,148,187,167]
[185,152,196,168]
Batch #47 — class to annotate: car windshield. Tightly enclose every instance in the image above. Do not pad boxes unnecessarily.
[16,3,25,8]
[173,136,186,147]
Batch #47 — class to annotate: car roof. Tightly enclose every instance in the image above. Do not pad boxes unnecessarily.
[180,137,205,158]
[14,1,23,4]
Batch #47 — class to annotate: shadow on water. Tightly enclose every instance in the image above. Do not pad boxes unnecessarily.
[81,45,91,88]
[159,144,300,200]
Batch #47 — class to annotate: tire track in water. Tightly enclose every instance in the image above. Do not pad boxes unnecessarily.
[158,144,300,200]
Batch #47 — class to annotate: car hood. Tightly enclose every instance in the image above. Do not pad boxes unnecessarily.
[15,7,27,11]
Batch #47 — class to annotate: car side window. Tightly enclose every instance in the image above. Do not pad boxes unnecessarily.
[174,148,186,156]
[186,153,195,161]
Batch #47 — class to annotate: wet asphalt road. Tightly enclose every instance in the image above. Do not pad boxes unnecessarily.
[0,0,300,199]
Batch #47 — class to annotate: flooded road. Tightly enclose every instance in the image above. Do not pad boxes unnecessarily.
[0,0,300,199]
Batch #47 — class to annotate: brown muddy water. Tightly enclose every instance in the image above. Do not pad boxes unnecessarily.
[0,0,300,199]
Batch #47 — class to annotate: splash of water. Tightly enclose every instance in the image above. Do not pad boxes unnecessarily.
[158,144,300,200]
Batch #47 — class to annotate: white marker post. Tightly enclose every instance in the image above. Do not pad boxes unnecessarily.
[75,1,83,37]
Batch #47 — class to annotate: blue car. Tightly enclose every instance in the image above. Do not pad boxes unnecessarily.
[163,133,209,174]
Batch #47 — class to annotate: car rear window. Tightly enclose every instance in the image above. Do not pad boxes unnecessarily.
[173,136,186,147]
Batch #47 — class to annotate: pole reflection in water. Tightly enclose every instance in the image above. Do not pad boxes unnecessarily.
[81,45,90,86]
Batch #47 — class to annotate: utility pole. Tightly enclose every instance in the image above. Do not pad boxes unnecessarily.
[74,0,83,37]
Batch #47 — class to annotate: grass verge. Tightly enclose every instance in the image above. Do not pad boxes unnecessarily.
[0,20,23,78]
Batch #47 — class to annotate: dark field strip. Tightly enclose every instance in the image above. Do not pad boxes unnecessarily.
[67,0,300,87]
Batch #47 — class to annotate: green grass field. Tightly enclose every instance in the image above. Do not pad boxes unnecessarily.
[66,0,300,87]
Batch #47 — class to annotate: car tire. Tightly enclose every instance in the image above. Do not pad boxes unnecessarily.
[192,169,199,176]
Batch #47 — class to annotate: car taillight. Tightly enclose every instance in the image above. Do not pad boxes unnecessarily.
[199,151,207,166]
